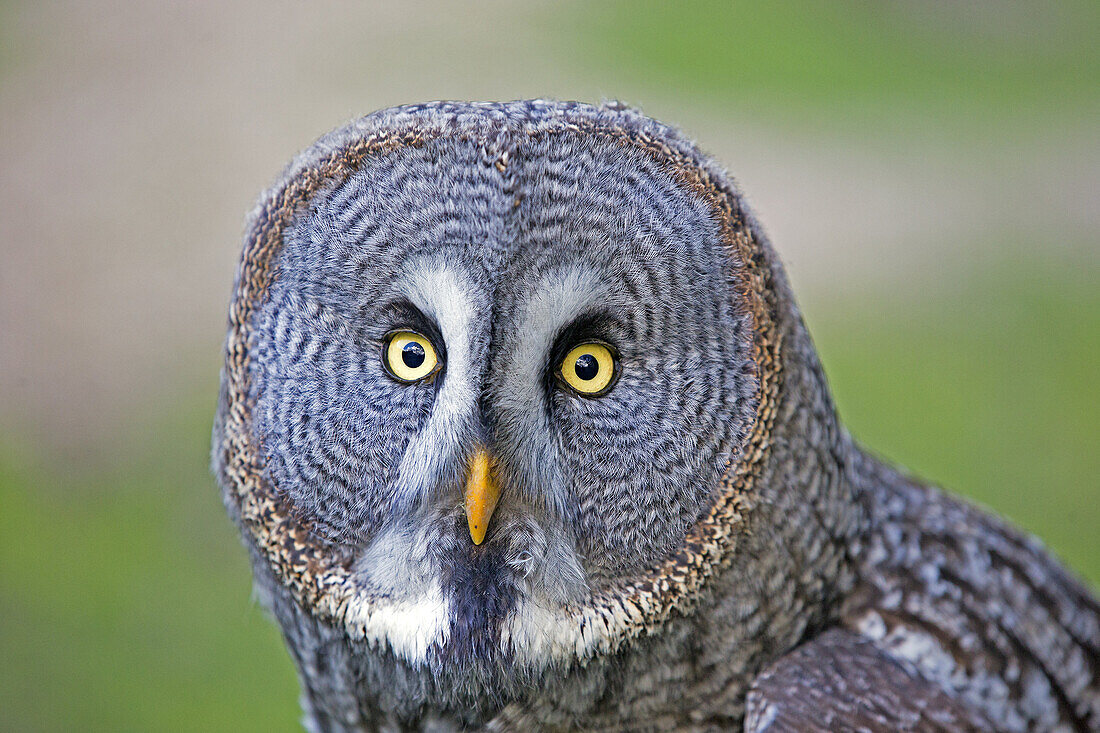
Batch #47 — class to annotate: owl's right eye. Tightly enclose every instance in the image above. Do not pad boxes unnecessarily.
[382,331,440,383]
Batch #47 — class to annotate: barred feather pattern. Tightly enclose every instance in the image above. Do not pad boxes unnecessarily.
[841,453,1100,731]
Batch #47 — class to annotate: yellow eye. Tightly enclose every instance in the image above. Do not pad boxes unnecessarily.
[383,331,439,383]
[559,342,618,396]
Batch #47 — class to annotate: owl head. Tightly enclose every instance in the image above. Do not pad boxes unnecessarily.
[214,101,856,697]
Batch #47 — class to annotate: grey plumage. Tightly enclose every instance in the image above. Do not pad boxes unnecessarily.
[213,100,1100,731]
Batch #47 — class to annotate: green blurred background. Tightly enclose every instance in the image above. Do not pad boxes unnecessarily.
[1,1,1097,729]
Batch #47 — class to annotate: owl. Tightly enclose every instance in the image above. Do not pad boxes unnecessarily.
[213,101,1099,731]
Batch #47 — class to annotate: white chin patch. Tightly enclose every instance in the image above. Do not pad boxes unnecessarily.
[346,521,453,663]
[342,586,451,663]
[502,597,615,666]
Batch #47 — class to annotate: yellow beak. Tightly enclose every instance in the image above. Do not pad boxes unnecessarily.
[464,447,501,545]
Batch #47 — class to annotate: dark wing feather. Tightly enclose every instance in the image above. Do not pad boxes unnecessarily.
[744,628,996,732]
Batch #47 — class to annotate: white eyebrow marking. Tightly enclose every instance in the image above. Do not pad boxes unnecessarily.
[506,264,609,392]
[493,265,610,514]
[390,260,479,505]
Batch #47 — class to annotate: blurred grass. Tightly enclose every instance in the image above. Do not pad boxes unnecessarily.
[0,395,300,731]
[812,249,1100,587]
[567,0,1100,130]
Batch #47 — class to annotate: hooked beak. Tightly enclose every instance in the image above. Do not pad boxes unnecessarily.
[464,446,501,545]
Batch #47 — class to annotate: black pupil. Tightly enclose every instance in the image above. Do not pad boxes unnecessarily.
[401,341,426,369]
[574,353,599,381]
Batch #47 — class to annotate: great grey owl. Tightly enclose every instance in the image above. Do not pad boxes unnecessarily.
[213,100,1100,731]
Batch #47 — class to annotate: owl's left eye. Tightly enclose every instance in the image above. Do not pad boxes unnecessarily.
[382,331,440,383]
[557,341,619,397]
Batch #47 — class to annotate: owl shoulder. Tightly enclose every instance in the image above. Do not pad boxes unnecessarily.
[744,627,993,732]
